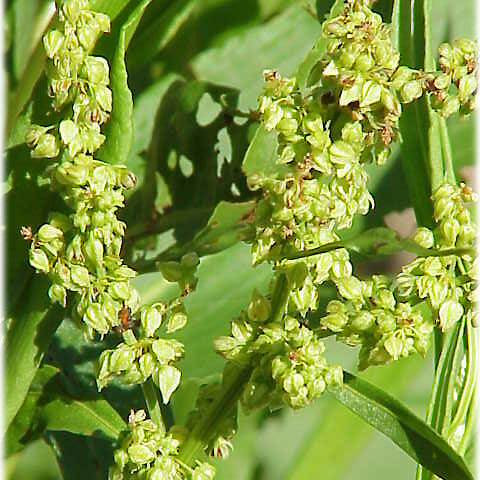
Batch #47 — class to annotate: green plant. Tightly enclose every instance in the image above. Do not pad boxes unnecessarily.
[5,1,477,479]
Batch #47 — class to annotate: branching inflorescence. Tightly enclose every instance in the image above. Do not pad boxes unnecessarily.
[23,0,476,478]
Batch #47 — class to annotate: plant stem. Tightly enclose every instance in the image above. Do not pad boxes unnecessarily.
[141,379,166,435]
[178,273,290,465]
[178,365,252,464]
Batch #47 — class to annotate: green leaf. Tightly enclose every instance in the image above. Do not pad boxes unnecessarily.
[241,124,282,178]
[161,200,256,260]
[127,0,196,69]
[38,392,126,440]
[330,371,474,480]
[5,276,62,432]
[91,0,130,19]
[6,365,59,457]
[97,0,153,165]
[192,4,321,110]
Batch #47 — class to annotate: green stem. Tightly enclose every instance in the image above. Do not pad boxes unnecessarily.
[178,366,252,465]
[439,117,456,185]
[178,273,290,465]
[448,314,477,451]
[141,379,166,435]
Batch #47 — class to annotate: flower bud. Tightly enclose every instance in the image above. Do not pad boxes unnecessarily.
[114,449,129,470]
[376,310,396,333]
[84,303,109,334]
[154,365,181,404]
[441,96,460,117]
[48,283,67,306]
[439,299,464,331]
[59,119,79,146]
[94,84,112,112]
[31,133,60,158]
[110,346,136,372]
[127,444,155,465]
[84,56,109,85]
[441,218,460,245]
[413,227,434,248]
[247,289,271,323]
[352,311,375,331]
[85,235,104,268]
[140,306,163,337]
[29,248,50,273]
[139,352,155,378]
[400,80,423,104]
[325,365,343,387]
[458,74,477,104]
[320,312,348,332]
[192,462,216,480]
[70,264,90,287]
[37,224,63,243]
[167,304,188,333]
[392,66,415,90]
[336,276,363,301]
[43,30,65,58]
[360,80,382,107]
[384,335,403,360]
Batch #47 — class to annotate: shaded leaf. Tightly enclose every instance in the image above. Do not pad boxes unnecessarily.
[5,276,62,431]
[127,0,196,69]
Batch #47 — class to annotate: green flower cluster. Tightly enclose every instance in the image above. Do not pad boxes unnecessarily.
[109,410,215,480]
[97,326,183,403]
[321,275,433,370]
[397,183,477,331]
[392,38,477,117]
[251,0,411,266]
[24,0,141,338]
[95,255,198,397]
[215,289,342,410]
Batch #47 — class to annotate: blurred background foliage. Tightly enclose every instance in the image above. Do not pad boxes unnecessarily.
[5,0,475,478]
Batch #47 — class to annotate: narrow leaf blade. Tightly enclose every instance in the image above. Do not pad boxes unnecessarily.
[330,372,474,480]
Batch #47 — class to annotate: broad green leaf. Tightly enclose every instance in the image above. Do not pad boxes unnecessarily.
[6,365,59,457]
[38,392,126,440]
[130,79,249,247]
[192,5,321,110]
[127,0,196,69]
[97,0,152,166]
[5,277,62,432]
[330,371,474,480]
